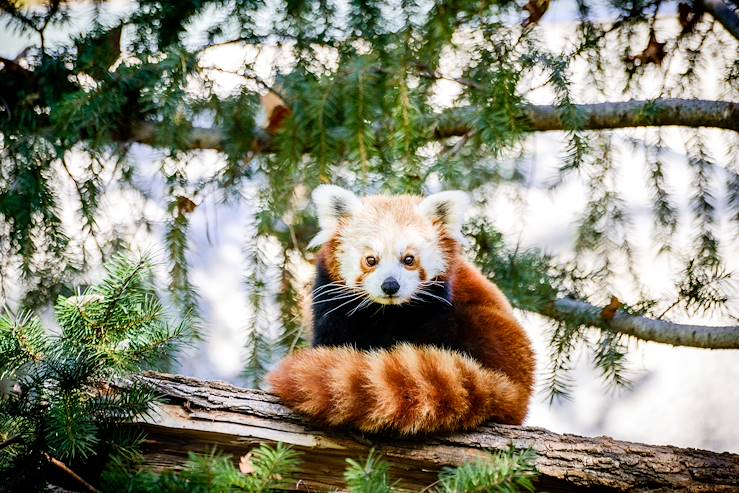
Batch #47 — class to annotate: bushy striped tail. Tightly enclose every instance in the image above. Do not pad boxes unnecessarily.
[267,344,525,435]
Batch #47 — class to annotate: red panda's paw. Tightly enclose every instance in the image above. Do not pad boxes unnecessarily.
[266,344,528,435]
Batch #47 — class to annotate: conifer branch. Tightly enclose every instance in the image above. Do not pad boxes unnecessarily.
[543,297,739,349]
[128,99,739,153]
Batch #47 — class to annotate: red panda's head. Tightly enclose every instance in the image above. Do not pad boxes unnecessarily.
[308,185,470,305]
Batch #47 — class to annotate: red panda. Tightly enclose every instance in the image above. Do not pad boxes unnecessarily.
[267,185,535,434]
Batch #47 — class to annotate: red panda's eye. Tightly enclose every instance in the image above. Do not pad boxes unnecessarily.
[403,255,415,266]
[365,256,377,267]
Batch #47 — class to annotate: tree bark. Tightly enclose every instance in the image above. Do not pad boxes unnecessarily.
[546,297,739,349]
[435,99,739,135]
[128,98,739,153]
[121,372,739,492]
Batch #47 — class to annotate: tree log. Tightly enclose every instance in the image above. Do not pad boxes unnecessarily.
[121,372,739,492]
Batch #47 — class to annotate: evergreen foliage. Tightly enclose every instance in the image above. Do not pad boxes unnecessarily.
[343,448,537,493]
[435,448,537,493]
[0,254,189,492]
[107,443,536,493]
[0,0,737,393]
[344,449,396,493]
[0,259,536,493]
[103,444,302,493]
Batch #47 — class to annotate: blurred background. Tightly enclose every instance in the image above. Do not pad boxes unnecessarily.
[1,0,738,454]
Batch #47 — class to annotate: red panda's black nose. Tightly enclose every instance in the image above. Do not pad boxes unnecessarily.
[381,277,400,295]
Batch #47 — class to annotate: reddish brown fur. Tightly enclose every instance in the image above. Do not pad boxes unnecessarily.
[448,253,535,424]
[268,344,524,435]
[267,198,535,435]
[321,236,344,281]
[268,252,535,434]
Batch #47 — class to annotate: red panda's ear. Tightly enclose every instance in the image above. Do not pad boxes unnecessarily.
[308,185,363,248]
[418,191,471,241]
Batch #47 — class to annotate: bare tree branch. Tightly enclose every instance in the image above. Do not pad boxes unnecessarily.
[435,98,739,135]
[128,98,739,153]
[117,372,739,492]
[541,297,739,349]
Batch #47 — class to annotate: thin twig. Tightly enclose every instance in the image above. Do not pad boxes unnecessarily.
[443,129,476,156]
[193,35,289,54]
[192,34,339,57]
[548,297,739,349]
[199,65,285,100]
[656,298,681,319]
[59,157,106,260]
[418,479,442,492]
[44,453,101,493]
[0,434,21,451]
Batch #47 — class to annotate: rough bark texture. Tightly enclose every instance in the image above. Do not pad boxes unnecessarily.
[129,98,739,154]
[120,372,739,492]
[525,98,739,132]
[548,297,739,349]
[434,99,739,135]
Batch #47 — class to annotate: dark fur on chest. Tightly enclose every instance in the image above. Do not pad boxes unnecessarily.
[311,259,462,352]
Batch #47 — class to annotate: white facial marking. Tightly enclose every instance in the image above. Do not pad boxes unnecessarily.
[309,186,469,305]
[308,185,364,249]
[418,190,470,243]
[337,201,449,305]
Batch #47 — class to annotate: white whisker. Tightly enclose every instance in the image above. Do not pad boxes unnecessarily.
[369,303,385,317]
[347,301,364,317]
[322,294,366,317]
[420,280,445,286]
[313,292,363,305]
[348,298,373,316]
[311,283,335,294]
[416,289,453,306]
[312,283,352,295]
[313,285,356,295]
[313,286,355,299]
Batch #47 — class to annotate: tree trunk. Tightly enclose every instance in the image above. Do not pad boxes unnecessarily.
[120,372,739,492]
